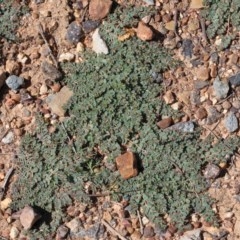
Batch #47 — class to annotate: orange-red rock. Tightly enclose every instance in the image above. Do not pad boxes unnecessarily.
[157,117,173,129]
[89,0,112,20]
[136,21,154,41]
[116,152,138,180]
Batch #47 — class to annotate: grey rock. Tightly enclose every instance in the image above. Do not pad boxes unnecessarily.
[213,77,229,99]
[180,229,201,240]
[204,164,221,179]
[210,52,219,63]
[92,28,109,54]
[41,61,62,80]
[143,226,155,238]
[56,225,69,239]
[82,20,100,33]
[229,73,240,87]
[182,39,193,58]
[206,106,222,125]
[6,75,24,90]
[224,112,238,133]
[168,121,195,133]
[194,80,209,90]
[66,21,84,44]
[66,218,82,234]
[142,0,154,5]
[35,0,44,3]
[190,90,200,105]
[2,131,14,144]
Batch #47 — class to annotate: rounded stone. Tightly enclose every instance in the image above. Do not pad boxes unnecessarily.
[66,22,83,44]
[6,75,24,90]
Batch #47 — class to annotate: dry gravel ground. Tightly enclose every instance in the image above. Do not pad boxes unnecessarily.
[1,0,240,239]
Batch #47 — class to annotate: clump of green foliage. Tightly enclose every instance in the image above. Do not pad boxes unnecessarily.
[202,0,240,49]
[12,5,240,238]
[0,0,28,41]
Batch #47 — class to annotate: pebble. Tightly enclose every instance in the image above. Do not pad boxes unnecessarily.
[182,39,193,58]
[195,66,209,81]
[20,205,41,230]
[2,131,14,144]
[222,101,232,110]
[136,21,154,41]
[116,152,138,179]
[66,218,82,233]
[168,121,195,133]
[92,28,109,54]
[56,225,69,239]
[41,61,62,80]
[5,60,20,75]
[6,75,24,90]
[180,229,201,240]
[213,77,229,99]
[190,90,201,105]
[195,107,207,120]
[39,84,48,95]
[142,0,154,5]
[89,0,112,20]
[210,52,219,63]
[204,164,221,179]
[232,100,240,109]
[131,230,142,240]
[194,80,209,90]
[82,20,100,33]
[143,225,155,238]
[224,112,238,133]
[229,73,240,87]
[142,216,149,225]
[163,91,175,104]
[157,117,173,129]
[0,198,12,211]
[66,21,84,44]
[59,52,75,62]
[9,226,20,239]
[206,106,222,125]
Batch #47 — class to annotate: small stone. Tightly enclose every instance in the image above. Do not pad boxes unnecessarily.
[210,64,217,78]
[10,226,20,239]
[194,80,209,90]
[0,198,12,211]
[165,21,175,31]
[142,216,149,225]
[195,66,209,81]
[224,112,238,133]
[41,61,62,80]
[204,164,221,179]
[20,206,41,230]
[46,86,73,116]
[66,218,82,233]
[89,0,112,20]
[2,131,14,144]
[168,121,195,133]
[0,70,6,89]
[210,52,219,63]
[92,28,109,54]
[182,39,193,58]
[229,73,240,87]
[59,52,75,62]
[136,21,154,41]
[66,21,84,44]
[39,84,48,95]
[131,230,142,240]
[195,107,207,120]
[6,75,24,90]
[213,77,229,100]
[222,101,232,110]
[5,60,20,75]
[224,212,234,219]
[82,20,100,33]
[143,226,155,238]
[142,0,154,5]
[206,106,222,125]
[56,225,69,239]
[180,229,201,240]
[35,0,45,3]
[157,117,173,129]
[163,91,175,104]
[116,152,138,180]
[232,100,240,109]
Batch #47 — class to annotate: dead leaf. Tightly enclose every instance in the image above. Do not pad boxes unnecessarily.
[118,28,135,42]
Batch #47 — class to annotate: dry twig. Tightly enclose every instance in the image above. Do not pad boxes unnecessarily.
[38,23,58,67]
[101,219,128,240]
[61,122,77,154]
[199,15,208,43]
[137,210,144,235]
[0,167,14,200]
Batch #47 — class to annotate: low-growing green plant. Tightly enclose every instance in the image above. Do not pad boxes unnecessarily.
[201,0,240,49]
[0,0,28,41]
[12,5,240,238]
